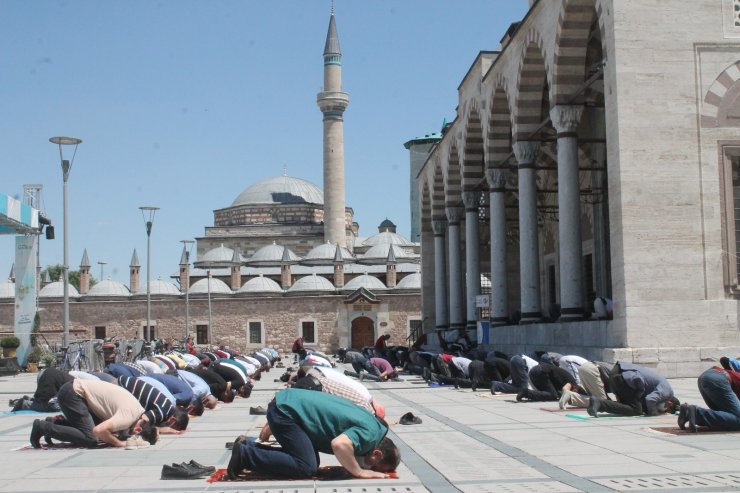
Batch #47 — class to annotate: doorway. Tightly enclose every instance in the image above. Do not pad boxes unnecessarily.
[351,316,375,349]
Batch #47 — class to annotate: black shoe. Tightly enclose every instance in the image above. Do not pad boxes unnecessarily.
[471,381,477,392]
[688,404,697,433]
[30,419,43,449]
[189,459,216,474]
[399,411,423,425]
[454,378,459,390]
[249,406,267,415]
[677,403,689,430]
[161,464,203,480]
[174,462,211,477]
[587,397,601,418]
[226,436,244,479]
[516,389,528,402]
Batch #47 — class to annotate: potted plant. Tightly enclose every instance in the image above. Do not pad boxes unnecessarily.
[26,347,42,372]
[1,336,20,358]
[40,350,57,369]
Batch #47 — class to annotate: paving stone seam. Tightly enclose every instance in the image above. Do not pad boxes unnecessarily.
[383,388,609,493]
[385,428,460,493]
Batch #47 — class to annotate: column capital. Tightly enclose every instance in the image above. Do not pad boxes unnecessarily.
[549,105,584,135]
[485,169,507,191]
[446,206,464,224]
[462,192,480,210]
[513,141,541,166]
[431,219,447,236]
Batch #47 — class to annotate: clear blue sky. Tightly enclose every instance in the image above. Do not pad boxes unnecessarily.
[0,0,528,285]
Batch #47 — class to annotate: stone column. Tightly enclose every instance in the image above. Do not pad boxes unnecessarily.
[462,192,480,333]
[432,219,449,330]
[486,169,508,324]
[446,206,464,331]
[513,141,542,322]
[550,105,585,319]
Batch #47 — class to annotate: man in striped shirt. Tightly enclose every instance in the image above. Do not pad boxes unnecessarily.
[117,376,189,433]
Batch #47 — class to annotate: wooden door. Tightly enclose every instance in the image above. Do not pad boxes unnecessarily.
[351,316,375,349]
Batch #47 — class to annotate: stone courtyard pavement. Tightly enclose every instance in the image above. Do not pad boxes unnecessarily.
[1,364,740,493]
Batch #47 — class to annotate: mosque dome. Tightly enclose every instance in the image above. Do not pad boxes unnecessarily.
[231,175,324,207]
[189,277,233,295]
[395,272,421,289]
[246,242,301,266]
[0,279,14,298]
[360,244,417,264]
[303,242,353,265]
[86,278,131,297]
[197,244,245,267]
[342,274,386,291]
[237,275,283,294]
[287,273,335,292]
[139,277,181,296]
[362,231,413,247]
[39,280,80,298]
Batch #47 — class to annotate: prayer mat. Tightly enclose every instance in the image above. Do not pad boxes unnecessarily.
[539,407,571,413]
[1,410,57,415]
[207,467,398,482]
[565,413,667,420]
[649,426,740,436]
[14,442,105,451]
[476,392,513,399]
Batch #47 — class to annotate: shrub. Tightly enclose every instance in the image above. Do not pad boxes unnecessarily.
[1,336,20,349]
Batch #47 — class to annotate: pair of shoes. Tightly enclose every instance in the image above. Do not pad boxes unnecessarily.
[587,397,601,418]
[559,389,571,410]
[677,403,689,430]
[30,419,43,449]
[226,435,245,479]
[125,435,150,450]
[687,404,697,433]
[399,412,423,425]
[249,406,267,415]
[516,389,529,402]
[161,463,207,480]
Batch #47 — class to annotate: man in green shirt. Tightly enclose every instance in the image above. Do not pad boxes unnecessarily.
[227,388,400,479]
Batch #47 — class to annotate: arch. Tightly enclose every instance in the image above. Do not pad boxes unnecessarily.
[701,60,740,128]
[461,102,485,191]
[350,316,375,349]
[487,85,514,167]
[514,32,551,141]
[552,0,599,104]
[444,142,463,207]
[432,160,446,220]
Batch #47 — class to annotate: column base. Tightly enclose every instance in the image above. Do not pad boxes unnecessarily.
[559,307,586,321]
[519,312,542,324]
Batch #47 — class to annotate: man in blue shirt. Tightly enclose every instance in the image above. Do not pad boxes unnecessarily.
[227,388,400,479]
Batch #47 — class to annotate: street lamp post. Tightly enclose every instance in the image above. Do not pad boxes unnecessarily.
[97,260,106,281]
[50,136,82,348]
[180,240,194,341]
[139,206,159,340]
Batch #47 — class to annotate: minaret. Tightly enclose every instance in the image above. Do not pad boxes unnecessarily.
[79,249,91,294]
[130,249,140,294]
[317,7,349,247]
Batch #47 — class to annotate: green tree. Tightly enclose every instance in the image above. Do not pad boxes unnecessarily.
[42,264,97,290]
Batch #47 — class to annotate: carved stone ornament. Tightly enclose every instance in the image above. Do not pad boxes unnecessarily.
[549,105,584,134]
[512,141,541,165]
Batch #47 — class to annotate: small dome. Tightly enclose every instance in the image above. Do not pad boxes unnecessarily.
[287,273,335,292]
[303,242,353,265]
[197,244,245,267]
[379,218,396,228]
[232,175,324,206]
[0,279,14,298]
[189,277,232,295]
[360,244,417,264]
[395,272,421,289]
[238,275,283,293]
[362,231,413,247]
[86,278,130,297]
[246,242,300,266]
[139,277,181,296]
[342,274,386,291]
[39,280,80,298]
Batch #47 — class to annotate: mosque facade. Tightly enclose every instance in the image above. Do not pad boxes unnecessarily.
[417,0,740,376]
[0,11,422,355]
